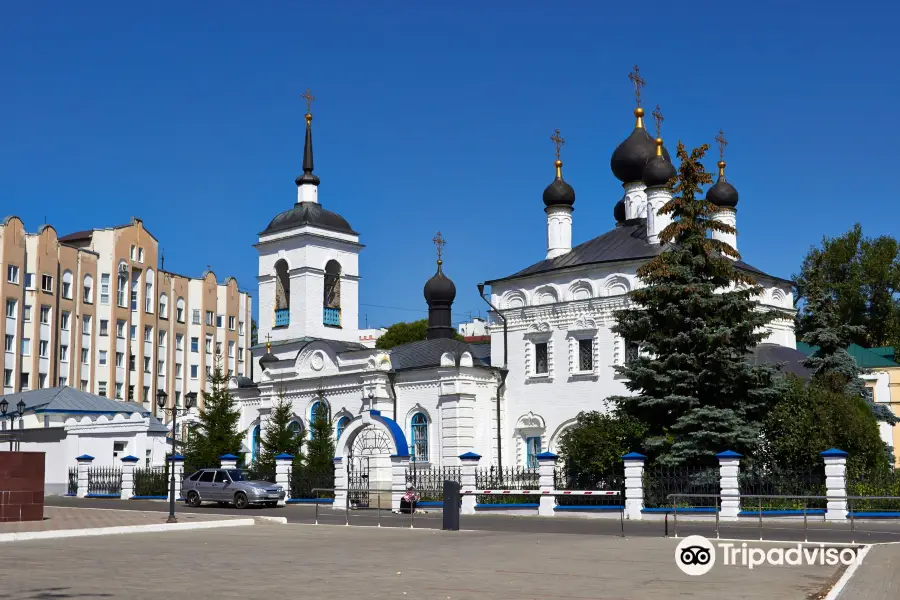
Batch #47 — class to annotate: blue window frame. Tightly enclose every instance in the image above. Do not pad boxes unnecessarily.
[251,424,261,462]
[410,413,428,462]
[336,416,350,441]
[288,421,302,440]
[526,436,541,469]
[309,401,328,439]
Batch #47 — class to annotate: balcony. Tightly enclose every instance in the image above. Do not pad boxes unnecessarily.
[274,308,290,328]
[323,306,341,327]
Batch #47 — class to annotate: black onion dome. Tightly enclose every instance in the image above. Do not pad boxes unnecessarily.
[259,350,278,368]
[424,266,456,305]
[542,177,575,207]
[611,122,672,183]
[614,198,626,223]
[707,162,739,208]
[642,155,676,188]
[262,202,357,236]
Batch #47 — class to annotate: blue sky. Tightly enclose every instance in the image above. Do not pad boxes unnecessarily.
[2,1,898,329]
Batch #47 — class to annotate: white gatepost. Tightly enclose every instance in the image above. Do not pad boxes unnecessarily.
[219,453,238,470]
[75,454,93,498]
[716,450,742,520]
[622,452,646,520]
[120,455,139,500]
[275,453,293,506]
[391,454,410,512]
[333,457,346,510]
[821,448,848,522]
[537,451,557,517]
[459,452,480,515]
[172,454,185,501]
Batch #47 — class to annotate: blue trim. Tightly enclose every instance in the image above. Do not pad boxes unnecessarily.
[251,423,261,461]
[459,451,481,460]
[849,511,900,518]
[274,453,295,460]
[536,451,558,460]
[739,509,826,516]
[475,503,539,509]
[64,493,76,497]
[332,456,343,462]
[621,452,647,460]
[219,453,239,460]
[370,412,410,456]
[391,454,411,459]
[172,454,184,462]
[417,501,444,507]
[820,448,849,457]
[336,416,350,440]
[75,454,95,461]
[121,455,140,463]
[131,495,167,500]
[287,498,335,504]
[555,505,624,511]
[715,450,743,459]
[35,409,150,416]
[641,507,717,513]
[370,409,381,416]
[86,493,121,498]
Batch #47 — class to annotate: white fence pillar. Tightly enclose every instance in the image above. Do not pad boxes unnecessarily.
[120,455,139,500]
[75,454,94,498]
[537,451,557,517]
[822,448,848,522]
[391,454,410,512]
[219,453,238,470]
[172,454,185,502]
[333,457,346,510]
[275,453,293,505]
[459,452,480,515]
[622,452,646,520]
[716,450,742,520]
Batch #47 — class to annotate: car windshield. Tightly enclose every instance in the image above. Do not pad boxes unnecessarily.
[227,469,248,482]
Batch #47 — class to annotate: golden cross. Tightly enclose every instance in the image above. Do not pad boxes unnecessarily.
[628,65,645,108]
[302,88,316,114]
[432,231,446,263]
[265,333,272,351]
[715,129,728,160]
[550,129,565,161]
[652,105,664,138]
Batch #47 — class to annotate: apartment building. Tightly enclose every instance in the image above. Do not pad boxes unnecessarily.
[0,216,252,416]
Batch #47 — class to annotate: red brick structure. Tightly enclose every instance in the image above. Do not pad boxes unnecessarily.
[0,452,45,522]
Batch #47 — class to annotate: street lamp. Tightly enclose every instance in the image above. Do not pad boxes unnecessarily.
[0,398,27,450]
[156,389,197,523]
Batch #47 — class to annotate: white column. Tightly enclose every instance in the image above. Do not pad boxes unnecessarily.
[219,453,238,470]
[711,207,737,257]
[622,452,646,520]
[440,392,476,465]
[120,456,139,500]
[275,453,293,505]
[716,450,742,520]
[172,454,185,501]
[623,181,647,220]
[459,452,480,516]
[822,448,848,522]
[76,454,93,498]
[333,457,347,510]
[545,206,573,259]
[645,187,672,245]
[391,454,410,512]
[537,452,557,517]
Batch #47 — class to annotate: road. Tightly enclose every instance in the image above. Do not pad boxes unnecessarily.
[46,495,900,544]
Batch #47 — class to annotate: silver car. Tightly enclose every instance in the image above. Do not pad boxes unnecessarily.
[182,468,285,509]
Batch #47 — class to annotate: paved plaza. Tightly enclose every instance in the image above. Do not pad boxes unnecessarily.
[0,506,242,535]
[0,524,845,600]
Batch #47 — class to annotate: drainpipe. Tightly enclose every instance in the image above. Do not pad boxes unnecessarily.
[478,283,508,468]
[387,371,398,422]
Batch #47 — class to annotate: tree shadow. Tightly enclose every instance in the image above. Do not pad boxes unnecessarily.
[0,588,113,599]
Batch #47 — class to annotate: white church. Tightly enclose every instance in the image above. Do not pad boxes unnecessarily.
[230,88,801,482]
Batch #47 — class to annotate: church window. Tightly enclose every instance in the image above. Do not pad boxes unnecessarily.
[535,343,549,374]
[526,436,541,469]
[323,260,342,327]
[251,425,261,462]
[274,259,290,327]
[309,400,328,439]
[578,339,593,372]
[410,413,428,462]
[288,420,303,440]
[625,340,640,365]
[336,416,350,440]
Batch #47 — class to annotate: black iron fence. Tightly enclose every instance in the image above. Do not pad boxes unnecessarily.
[290,466,335,500]
[134,466,169,497]
[848,467,900,511]
[87,466,122,496]
[475,466,540,505]
[67,467,78,495]
[554,468,624,506]
[739,464,827,510]
[405,465,462,501]
[246,462,276,483]
[643,465,718,508]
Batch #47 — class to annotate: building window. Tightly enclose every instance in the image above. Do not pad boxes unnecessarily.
[81,348,89,364]
[309,401,328,438]
[23,304,32,322]
[526,436,541,468]
[100,273,110,304]
[117,271,128,307]
[62,271,73,299]
[21,372,30,390]
[205,366,211,378]
[205,335,212,354]
[143,356,151,373]
[5,299,17,318]
[131,287,138,311]
[336,416,350,440]
[99,350,107,366]
[191,337,199,353]
[174,391,182,407]
[239,321,245,335]
[138,247,144,263]
[159,294,168,318]
[61,311,70,331]
[130,325,136,340]
[323,260,341,327]
[176,334,184,351]
[83,275,93,303]
[274,259,290,327]
[58,376,66,387]
[176,298,185,323]
[40,305,50,324]
[116,352,123,368]
[216,314,223,328]
[410,413,428,462]
[130,245,136,260]
[41,274,53,293]
[60,344,68,362]
[128,385,134,400]
[142,385,149,402]
[158,359,164,373]
[158,330,166,347]
[24,273,34,289]
[228,341,235,358]
[7,265,19,284]
[578,338,593,372]
[39,373,47,388]
[288,421,303,441]
[215,342,222,356]
[115,383,123,399]
[21,338,31,356]
[129,354,136,371]
[144,325,152,342]
[98,382,107,396]
[190,365,198,379]
[535,342,549,375]
[4,334,12,352]
[82,315,91,334]
[100,319,109,336]
[625,340,640,365]
[39,340,48,358]
[251,424,261,462]
[175,363,182,378]
[205,311,214,326]
[192,309,200,325]
[228,316,236,330]
[3,369,12,387]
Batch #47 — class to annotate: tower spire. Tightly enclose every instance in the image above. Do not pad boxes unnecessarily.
[296,88,320,203]
[628,65,646,129]
[550,128,565,179]
[715,128,728,180]
[433,231,446,270]
[424,232,456,340]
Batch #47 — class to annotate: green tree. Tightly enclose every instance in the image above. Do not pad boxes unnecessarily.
[305,401,335,473]
[557,411,647,487]
[795,224,900,348]
[374,319,464,349]
[251,318,258,346]
[255,393,304,474]
[610,142,779,466]
[183,362,244,471]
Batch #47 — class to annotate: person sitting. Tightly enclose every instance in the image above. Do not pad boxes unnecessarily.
[400,485,419,514]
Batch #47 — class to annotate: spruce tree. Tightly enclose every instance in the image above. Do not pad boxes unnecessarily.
[255,393,305,474]
[305,401,335,473]
[184,361,244,471]
[610,142,779,466]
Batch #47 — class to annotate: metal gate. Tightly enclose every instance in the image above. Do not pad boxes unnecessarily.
[347,425,392,508]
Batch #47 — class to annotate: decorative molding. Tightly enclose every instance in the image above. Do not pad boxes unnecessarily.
[515,411,546,430]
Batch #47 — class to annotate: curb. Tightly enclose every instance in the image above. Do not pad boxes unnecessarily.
[254,516,288,525]
[823,544,870,600]
[0,518,255,543]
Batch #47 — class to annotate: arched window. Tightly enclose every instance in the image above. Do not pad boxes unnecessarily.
[336,416,350,441]
[309,400,328,439]
[410,413,428,462]
[323,260,341,327]
[176,297,185,323]
[274,259,290,327]
[117,263,128,308]
[251,424,261,462]
[159,293,168,318]
[145,269,155,313]
[62,270,74,300]
[82,274,94,304]
[288,420,303,440]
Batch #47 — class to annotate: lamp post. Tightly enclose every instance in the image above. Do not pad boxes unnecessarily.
[0,398,27,450]
[156,389,197,523]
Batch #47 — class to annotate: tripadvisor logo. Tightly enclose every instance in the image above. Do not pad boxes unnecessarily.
[674,535,861,575]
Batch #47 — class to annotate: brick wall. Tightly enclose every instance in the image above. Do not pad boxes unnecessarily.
[0,451,45,522]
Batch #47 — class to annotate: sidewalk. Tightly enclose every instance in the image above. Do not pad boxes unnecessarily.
[837,544,900,599]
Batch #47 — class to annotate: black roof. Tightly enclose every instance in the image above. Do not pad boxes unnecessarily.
[261,202,357,236]
[251,336,368,354]
[750,343,812,379]
[389,338,492,371]
[486,219,791,285]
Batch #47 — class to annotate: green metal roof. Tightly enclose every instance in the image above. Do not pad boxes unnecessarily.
[795,342,900,369]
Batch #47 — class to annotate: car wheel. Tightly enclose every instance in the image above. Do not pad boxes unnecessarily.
[186,491,201,508]
[234,492,249,509]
